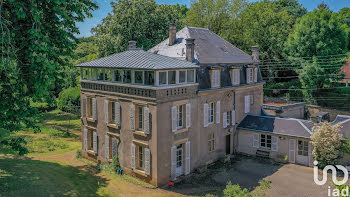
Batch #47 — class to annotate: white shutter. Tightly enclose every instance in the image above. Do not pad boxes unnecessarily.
[105,135,109,159]
[185,141,191,175]
[131,143,135,169]
[82,96,87,117]
[93,131,97,153]
[130,104,135,130]
[308,142,312,166]
[115,102,121,126]
[104,100,109,124]
[83,128,88,150]
[234,69,240,85]
[216,70,220,87]
[254,67,258,82]
[204,104,209,127]
[171,106,177,132]
[92,98,97,120]
[186,103,191,128]
[216,101,220,124]
[253,133,259,148]
[271,136,278,152]
[171,146,176,180]
[144,107,150,134]
[246,68,250,83]
[231,110,236,126]
[245,95,250,113]
[223,112,227,128]
[112,137,117,158]
[145,148,150,175]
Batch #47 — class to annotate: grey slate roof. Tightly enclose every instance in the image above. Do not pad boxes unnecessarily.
[149,26,254,64]
[237,115,314,138]
[76,49,199,70]
[332,115,350,138]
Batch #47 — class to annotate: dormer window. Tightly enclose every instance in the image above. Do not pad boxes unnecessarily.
[210,69,220,88]
[231,68,240,85]
[246,66,258,84]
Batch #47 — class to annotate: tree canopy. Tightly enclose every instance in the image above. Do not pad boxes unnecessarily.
[92,0,188,57]
[0,0,97,131]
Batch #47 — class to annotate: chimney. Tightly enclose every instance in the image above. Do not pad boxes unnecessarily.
[169,24,177,46]
[251,46,259,62]
[128,40,137,50]
[185,38,195,62]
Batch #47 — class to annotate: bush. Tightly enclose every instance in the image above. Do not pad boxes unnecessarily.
[223,182,252,197]
[76,149,82,159]
[57,87,80,112]
[1,136,28,155]
[311,122,343,168]
[112,155,120,172]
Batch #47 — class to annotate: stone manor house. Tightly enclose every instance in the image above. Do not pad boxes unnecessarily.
[77,24,264,186]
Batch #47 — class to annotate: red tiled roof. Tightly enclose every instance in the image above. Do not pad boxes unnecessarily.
[341,61,350,79]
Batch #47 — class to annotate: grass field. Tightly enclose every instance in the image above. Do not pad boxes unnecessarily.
[0,110,182,197]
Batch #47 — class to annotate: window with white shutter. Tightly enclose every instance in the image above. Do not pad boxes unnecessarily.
[223,112,227,128]
[204,103,209,127]
[112,137,117,158]
[171,146,177,180]
[254,67,258,82]
[143,107,150,134]
[231,110,236,125]
[253,133,259,148]
[115,102,121,126]
[216,101,220,124]
[186,103,191,128]
[185,141,191,175]
[104,100,109,124]
[271,136,278,152]
[83,128,88,150]
[171,106,177,132]
[92,98,97,120]
[130,104,135,130]
[105,135,109,159]
[144,148,150,175]
[82,96,87,117]
[93,131,97,153]
[131,143,136,169]
[245,95,250,113]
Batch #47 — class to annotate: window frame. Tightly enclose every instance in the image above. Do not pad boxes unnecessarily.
[208,133,216,153]
[177,105,184,129]
[159,71,167,85]
[137,106,143,131]
[179,70,186,84]
[298,140,309,156]
[187,69,195,83]
[144,71,155,86]
[176,144,183,168]
[134,70,144,84]
[138,145,145,170]
[123,70,132,83]
[226,111,231,126]
[208,102,215,125]
[260,134,272,149]
[168,70,176,85]
[211,69,220,88]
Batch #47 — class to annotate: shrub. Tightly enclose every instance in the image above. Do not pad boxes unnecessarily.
[223,182,252,197]
[311,122,343,168]
[1,136,28,155]
[112,155,120,172]
[76,149,82,159]
[57,87,80,112]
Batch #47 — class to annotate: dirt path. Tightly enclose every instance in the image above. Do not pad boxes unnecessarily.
[31,150,185,197]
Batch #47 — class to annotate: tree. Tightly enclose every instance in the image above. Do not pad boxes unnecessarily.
[0,0,97,131]
[284,8,349,105]
[311,122,343,168]
[187,0,248,36]
[92,0,188,57]
[337,8,350,50]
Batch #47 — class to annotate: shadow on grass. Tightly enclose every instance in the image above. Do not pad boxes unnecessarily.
[0,158,108,197]
[167,155,281,196]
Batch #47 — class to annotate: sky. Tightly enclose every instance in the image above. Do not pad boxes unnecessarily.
[76,0,350,38]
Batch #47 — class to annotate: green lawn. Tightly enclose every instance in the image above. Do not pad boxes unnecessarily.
[0,158,113,197]
[41,109,81,131]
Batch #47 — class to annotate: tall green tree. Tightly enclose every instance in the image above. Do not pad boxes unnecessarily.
[285,8,349,105]
[0,0,97,131]
[187,0,248,36]
[337,8,350,50]
[92,0,188,57]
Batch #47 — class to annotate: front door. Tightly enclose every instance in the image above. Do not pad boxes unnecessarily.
[176,144,183,176]
[289,139,296,163]
[226,135,231,155]
[296,140,309,166]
